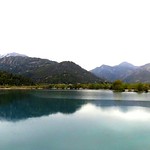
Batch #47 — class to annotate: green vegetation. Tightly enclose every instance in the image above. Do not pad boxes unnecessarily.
[44,83,111,90]
[38,82,150,93]
[111,80,150,93]
[128,83,149,93]
[0,56,103,84]
[0,72,149,93]
[111,80,125,92]
[0,71,34,86]
[0,82,150,93]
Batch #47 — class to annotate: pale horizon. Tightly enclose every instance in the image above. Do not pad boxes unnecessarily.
[0,0,150,70]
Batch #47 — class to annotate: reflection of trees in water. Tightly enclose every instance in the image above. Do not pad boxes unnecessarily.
[113,92,123,100]
[0,90,150,121]
[0,91,87,121]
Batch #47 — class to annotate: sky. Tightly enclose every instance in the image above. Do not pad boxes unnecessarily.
[0,0,150,70]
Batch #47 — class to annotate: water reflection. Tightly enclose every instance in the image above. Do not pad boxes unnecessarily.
[0,90,86,121]
[0,90,150,121]
[80,104,150,121]
[1,90,150,150]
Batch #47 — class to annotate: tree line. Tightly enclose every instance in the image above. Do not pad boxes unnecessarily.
[111,80,149,92]
[0,72,149,93]
[44,81,150,92]
[0,71,34,86]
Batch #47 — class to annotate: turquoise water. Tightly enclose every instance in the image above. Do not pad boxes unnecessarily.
[0,90,150,150]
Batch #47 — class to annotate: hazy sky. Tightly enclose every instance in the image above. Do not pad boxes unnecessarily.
[0,0,150,70]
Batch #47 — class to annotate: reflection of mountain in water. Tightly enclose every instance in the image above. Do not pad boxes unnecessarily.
[0,91,87,121]
[0,90,150,121]
[92,99,150,108]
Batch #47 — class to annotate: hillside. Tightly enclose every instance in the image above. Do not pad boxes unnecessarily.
[124,63,150,83]
[91,62,150,83]
[0,55,57,74]
[0,54,103,84]
[0,71,34,86]
[91,62,138,82]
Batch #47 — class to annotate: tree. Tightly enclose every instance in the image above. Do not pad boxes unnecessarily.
[112,80,125,92]
[134,83,149,92]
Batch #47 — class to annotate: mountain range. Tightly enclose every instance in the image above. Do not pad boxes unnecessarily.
[0,53,102,84]
[91,62,150,83]
[0,52,150,84]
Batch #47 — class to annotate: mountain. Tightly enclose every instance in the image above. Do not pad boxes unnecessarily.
[124,63,150,83]
[91,62,138,82]
[0,52,27,58]
[0,55,57,75]
[0,54,103,84]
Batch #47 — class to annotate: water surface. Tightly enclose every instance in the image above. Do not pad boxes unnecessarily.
[0,90,150,150]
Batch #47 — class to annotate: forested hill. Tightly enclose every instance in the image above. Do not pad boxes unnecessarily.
[0,54,103,84]
[0,71,34,86]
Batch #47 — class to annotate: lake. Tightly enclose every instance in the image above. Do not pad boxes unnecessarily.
[0,90,150,150]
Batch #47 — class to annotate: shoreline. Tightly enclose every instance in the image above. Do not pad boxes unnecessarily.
[0,86,150,93]
[0,86,43,90]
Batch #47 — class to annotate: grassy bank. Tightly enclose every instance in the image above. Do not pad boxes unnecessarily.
[0,81,150,92]
[0,85,42,90]
[40,82,150,92]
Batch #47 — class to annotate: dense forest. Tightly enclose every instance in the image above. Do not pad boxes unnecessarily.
[0,71,34,86]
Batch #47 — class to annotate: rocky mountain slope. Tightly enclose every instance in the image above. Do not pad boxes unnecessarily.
[0,53,103,84]
[91,62,138,82]
[91,62,150,83]
[124,63,150,83]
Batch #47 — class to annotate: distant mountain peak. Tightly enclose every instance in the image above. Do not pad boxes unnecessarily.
[100,64,112,68]
[0,52,28,58]
[118,62,134,67]
[91,62,139,82]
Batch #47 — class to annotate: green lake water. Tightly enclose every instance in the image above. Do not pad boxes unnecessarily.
[0,90,150,150]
